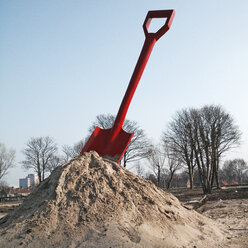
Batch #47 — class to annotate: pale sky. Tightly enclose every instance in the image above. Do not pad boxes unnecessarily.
[1,0,248,186]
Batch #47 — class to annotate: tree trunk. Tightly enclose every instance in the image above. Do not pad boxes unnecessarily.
[215,158,220,188]
[42,166,45,182]
[206,181,212,194]
[157,166,161,187]
[37,164,41,184]
[167,170,175,189]
[210,162,215,187]
[194,148,209,194]
[188,167,194,189]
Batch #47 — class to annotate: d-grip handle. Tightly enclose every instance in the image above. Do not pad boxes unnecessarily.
[143,9,175,41]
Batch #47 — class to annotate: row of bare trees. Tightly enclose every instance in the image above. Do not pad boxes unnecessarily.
[19,105,242,194]
[20,114,151,183]
[145,158,248,189]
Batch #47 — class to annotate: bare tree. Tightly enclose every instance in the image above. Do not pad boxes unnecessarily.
[147,145,166,187]
[62,139,85,162]
[162,110,196,189]
[0,180,9,189]
[135,161,144,178]
[163,145,182,189]
[234,159,248,184]
[145,172,157,185]
[191,106,241,192]
[200,105,241,188]
[21,137,58,183]
[47,155,62,173]
[146,143,182,189]
[88,114,151,167]
[163,105,241,194]
[221,159,247,184]
[0,143,15,181]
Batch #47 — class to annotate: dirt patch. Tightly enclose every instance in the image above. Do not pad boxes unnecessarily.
[0,202,21,219]
[197,199,248,247]
[169,187,248,247]
[170,186,248,203]
[0,151,229,247]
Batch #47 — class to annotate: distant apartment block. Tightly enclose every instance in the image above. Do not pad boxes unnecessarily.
[19,177,31,188]
[19,174,39,188]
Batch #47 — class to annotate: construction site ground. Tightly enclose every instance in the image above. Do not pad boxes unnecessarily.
[1,174,247,247]
[169,186,248,247]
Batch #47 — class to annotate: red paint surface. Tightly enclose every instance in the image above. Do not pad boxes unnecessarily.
[80,10,175,163]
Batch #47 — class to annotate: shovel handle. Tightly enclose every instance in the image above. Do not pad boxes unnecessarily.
[143,10,175,41]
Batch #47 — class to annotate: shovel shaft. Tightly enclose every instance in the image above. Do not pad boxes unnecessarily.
[111,9,175,140]
[112,35,156,137]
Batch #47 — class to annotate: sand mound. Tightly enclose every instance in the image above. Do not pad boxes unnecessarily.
[0,151,228,247]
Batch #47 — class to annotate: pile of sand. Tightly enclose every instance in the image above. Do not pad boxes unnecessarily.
[0,151,228,247]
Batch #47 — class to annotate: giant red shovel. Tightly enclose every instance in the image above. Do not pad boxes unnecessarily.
[80,9,175,163]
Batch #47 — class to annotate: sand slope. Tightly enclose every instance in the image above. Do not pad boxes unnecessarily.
[0,152,228,247]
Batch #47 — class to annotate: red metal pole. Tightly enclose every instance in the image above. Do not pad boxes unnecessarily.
[111,34,156,139]
[110,9,175,141]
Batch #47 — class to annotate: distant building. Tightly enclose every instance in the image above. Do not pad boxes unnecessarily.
[19,174,39,188]
[19,177,31,188]
[27,174,39,186]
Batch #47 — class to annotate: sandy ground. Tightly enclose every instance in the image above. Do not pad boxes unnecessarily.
[2,199,247,247]
[2,198,247,247]
[171,187,248,247]
[0,202,21,219]
[197,199,248,247]
[0,152,247,247]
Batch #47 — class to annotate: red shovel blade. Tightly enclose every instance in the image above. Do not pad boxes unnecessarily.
[80,126,134,163]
